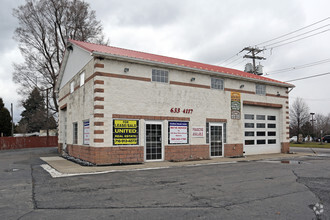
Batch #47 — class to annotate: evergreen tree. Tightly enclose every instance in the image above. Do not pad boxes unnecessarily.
[18,88,56,133]
[0,98,12,136]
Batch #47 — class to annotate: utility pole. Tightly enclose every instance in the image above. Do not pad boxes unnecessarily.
[310,112,315,141]
[11,103,14,136]
[242,47,266,75]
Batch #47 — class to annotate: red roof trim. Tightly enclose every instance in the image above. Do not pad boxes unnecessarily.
[69,39,293,87]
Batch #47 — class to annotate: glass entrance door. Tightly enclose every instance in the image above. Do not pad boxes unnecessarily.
[210,124,223,157]
[145,122,163,161]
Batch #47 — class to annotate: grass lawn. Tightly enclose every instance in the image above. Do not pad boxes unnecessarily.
[290,142,330,148]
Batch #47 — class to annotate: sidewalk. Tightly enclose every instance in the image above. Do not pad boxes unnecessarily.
[40,152,314,178]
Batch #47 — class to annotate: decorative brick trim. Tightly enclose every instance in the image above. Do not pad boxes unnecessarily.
[94,105,104,109]
[59,93,70,102]
[266,93,288,99]
[224,143,243,157]
[286,116,289,119]
[286,106,289,109]
[94,63,104,68]
[94,97,104,101]
[170,81,210,89]
[206,118,227,123]
[286,111,289,114]
[94,88,104,93]
[286,127,290,129]
[94,113,104,118]
[94,130,104,134]
[94,80,104,85]
[286,122,290,124]
[60,103,67,110]
[224,88,255,94]
[286,132,290,134]
[112,114,190,121]
[165,145,209,161]
[96,71,151,82]
[243,101,282,108]
[94,122,104,126]
[94,139,104,143]
[285,101,289,104]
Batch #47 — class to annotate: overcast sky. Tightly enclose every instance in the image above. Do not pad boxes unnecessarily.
[1,0,330,122]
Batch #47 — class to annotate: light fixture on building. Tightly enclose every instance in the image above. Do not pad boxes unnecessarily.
[191,77,195,82]
[124,68,129,73]
[277,91,280,96]
[240,84,244,89]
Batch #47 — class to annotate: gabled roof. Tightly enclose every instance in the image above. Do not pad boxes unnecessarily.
[68,39,293,87]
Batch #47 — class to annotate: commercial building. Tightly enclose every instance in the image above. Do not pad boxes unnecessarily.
[56,39,294,165]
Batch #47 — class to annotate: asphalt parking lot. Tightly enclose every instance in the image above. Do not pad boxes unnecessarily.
[1,147,330,220]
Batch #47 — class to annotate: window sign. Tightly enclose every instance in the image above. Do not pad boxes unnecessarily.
[169,122,188,144]
[113,120,139,145]
[83,120,90,145]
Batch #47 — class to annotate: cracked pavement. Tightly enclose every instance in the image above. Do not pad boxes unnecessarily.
[0,147,329,219]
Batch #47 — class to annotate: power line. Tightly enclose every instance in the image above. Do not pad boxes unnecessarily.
[218,51,242,65]
[266,58,330,75]
[262,24,330,48]
[285,71,330,82]
[257,17,330,46]
[267,28,330,50]
[223,56,244,66]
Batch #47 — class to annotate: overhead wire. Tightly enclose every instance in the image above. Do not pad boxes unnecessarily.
[285,71,330,82]
[266,58,330,75]
[257,17,330,46]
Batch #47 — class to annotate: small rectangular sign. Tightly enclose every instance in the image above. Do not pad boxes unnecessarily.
[83,120,90,145]
[169,122,188,144]
[192,127,204,137]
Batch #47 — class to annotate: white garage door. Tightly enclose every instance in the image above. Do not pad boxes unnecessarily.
[243,105,281,155]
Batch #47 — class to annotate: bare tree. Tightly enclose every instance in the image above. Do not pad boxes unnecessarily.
[314,113,330,139]
[13,0,108,115]
[290,97,310,142]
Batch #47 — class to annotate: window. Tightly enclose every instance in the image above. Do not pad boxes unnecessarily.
[256,84,266,95]
[245,123,254,128]
[80,72,85,86]
[268,131,276,136]
[257,131,266,136]
[245,131,254,136]
[257,123,265,128]
[244,114,254,120]
[267,115,276,120]
[152,69,168,83]
[73,122,78,144]
[211,78,224,90]
[268,124,276,128]
[256,115,265,120]
[257,140,266,145]
[70,81,75,93]
[268,139,276,144]
[245,140,255,145]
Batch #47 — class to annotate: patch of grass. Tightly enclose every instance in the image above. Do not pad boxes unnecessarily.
[290,142,330,148]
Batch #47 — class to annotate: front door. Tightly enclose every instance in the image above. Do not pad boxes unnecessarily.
[210,123,223,157]
[145,122,163,161]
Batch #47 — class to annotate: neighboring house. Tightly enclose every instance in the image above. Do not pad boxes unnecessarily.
[56,39,294,165]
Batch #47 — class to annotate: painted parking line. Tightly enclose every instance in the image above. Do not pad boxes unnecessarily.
[41,161,238,178]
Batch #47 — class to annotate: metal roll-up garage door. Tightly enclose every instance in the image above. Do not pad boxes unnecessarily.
[243,105,280,155]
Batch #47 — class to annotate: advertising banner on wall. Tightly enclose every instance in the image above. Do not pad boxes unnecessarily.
[231,92,241,120]
[83,120,90,145]
[169,122,188,144]
[113,120,139,145]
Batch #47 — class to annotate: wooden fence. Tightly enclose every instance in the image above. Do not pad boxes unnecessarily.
[0,136,58,150]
